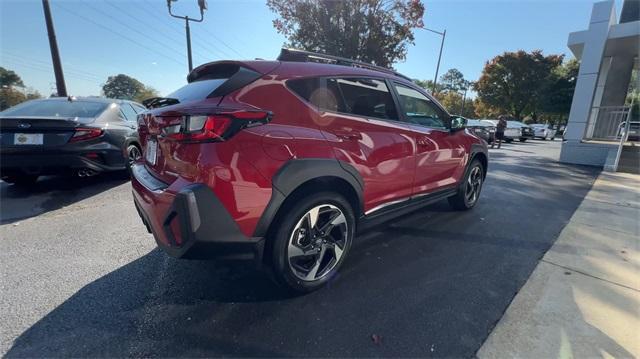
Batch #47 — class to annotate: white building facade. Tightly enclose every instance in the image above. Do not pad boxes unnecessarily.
[560,0,639,170]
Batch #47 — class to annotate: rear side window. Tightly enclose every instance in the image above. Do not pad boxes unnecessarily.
[0,100,109,118]
[119,103,138,122]
[131,104,146,113]
[287,77,398,121]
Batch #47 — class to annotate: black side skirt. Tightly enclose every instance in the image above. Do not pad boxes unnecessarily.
[358,187,458,233]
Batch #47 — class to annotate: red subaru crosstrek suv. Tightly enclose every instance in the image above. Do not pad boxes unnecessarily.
[131,49,488,292]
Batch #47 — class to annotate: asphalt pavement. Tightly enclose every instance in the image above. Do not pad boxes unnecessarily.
[0,140,601,357]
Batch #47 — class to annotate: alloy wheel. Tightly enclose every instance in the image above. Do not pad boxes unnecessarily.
[287,204,348,282]
[465,166,483,206]
[128,146,142,164]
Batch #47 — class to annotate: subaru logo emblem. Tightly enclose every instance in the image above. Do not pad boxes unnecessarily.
[18,122,31,129]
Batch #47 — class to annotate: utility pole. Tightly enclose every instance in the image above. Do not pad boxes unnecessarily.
[42,0,67,97]
[422,27,446,94]
[167,0,207,72]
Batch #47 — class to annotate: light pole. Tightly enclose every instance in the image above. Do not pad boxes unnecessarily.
[167,0,207,72]
[422,27,446,94]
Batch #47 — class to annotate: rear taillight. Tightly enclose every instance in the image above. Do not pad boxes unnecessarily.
[161,110,271,142]
[69,128,103,143]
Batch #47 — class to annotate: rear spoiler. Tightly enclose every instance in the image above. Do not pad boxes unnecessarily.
[184,61,280,101]
[187,61,280,83]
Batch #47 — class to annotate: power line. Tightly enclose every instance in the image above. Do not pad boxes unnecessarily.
[139,0,235,60]
[105,0,212,63]
[192,32,233,59]
[54,3,185,68]
[2,60,99,84]
[196,26,246,58]
[81,2,187,65]
[2,52,102,80]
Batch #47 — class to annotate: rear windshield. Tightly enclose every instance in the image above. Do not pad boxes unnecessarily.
[167,78,228,103]
[1,100,109,118]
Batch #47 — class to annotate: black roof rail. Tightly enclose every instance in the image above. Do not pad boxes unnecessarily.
[277,48,412,81]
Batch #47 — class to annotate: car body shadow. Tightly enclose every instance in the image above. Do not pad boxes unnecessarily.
[0,172,129,224]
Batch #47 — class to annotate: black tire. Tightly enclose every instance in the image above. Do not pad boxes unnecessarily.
[270,191,355,293]
[2,174,39,186]
[505,138,513,143]
[448,159,484,211]
[519,138,527,142]
[126,144,142,168]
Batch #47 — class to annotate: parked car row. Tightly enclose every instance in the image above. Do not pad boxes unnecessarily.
[465,119,496,144]
[478,119,535,142]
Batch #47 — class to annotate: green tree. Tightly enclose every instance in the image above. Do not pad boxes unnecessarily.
[537,58,579,125]
[0,67,41,111]
[133,86,159,103]
[102,74,157,102]
[626,68,639,121]
[0,67,24,88]
[267,0,425,68]
[439,68,467,93]
[474,50,563,120]
[413,79,434,91]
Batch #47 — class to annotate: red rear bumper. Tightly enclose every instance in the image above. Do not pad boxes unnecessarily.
[130,164,265,261]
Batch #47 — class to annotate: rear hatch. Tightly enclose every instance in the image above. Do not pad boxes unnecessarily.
[139,61,278,184]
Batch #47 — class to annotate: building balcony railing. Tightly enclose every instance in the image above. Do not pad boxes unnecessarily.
[584,106,631,141]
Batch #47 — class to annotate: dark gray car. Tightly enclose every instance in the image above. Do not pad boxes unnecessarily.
[0,97,145,184]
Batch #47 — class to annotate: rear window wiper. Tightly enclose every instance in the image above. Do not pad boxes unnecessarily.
[142,97,180,109]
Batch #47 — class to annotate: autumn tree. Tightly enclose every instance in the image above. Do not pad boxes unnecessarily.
[473,99,500,119]
[267,0,425,67]
[433,91,476,118]
[474,50,563,120]
[102,74,158,103]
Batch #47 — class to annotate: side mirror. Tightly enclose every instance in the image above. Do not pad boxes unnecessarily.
[450,116,467,131]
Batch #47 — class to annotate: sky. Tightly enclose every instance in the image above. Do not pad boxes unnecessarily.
[0,0,625,97]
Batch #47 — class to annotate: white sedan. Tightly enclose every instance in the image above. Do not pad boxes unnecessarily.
[530,124,557,140]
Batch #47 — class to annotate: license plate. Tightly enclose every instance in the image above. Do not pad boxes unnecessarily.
[145,139,157,165]
[14,133,43,145]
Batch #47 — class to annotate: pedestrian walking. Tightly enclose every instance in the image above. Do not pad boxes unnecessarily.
[493,115,508,149]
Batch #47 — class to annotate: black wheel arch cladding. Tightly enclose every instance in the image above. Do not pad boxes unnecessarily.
[469,143,488,176]
[252,158,364,238]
